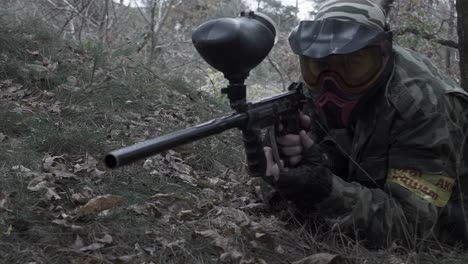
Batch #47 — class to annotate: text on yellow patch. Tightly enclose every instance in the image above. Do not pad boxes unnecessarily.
[387,168,454,207]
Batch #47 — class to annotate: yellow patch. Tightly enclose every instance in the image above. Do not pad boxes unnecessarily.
[387,168,454,207]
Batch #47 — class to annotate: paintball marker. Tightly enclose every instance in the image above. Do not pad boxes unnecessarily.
[105,11,306,177]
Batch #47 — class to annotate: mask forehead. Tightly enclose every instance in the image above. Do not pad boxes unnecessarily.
[289,19,388,58]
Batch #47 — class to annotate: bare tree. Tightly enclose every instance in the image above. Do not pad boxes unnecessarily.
[446,0,455,75]
[98,0,110,46]
[136,0,180,65]
[457,0,468,90]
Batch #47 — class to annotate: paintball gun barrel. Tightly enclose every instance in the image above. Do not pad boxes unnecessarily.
[104,11,306,177]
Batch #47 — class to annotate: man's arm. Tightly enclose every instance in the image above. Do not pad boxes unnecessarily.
[315,173,441,247]
[264,107,465,247]
[324,105,468,246]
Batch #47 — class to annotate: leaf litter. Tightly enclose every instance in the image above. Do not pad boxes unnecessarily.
[1,61,456,264]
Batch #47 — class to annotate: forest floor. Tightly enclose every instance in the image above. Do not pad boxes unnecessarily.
[1,15,468,264]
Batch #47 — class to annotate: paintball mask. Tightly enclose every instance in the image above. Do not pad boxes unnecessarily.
[288,0,393,128]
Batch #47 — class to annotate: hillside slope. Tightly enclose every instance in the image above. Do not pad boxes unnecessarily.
[1,13,467,264]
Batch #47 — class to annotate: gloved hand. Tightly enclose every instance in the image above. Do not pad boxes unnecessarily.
[264,131,333,206]
[276,112,312,166]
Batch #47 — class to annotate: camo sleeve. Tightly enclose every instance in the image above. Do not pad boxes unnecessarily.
[314,174,441,247]
[314,97,468,248]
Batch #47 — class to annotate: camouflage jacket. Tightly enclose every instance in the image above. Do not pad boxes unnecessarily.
[302,45,468,247]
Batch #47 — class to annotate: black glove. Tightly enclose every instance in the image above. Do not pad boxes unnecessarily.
[274,143,333,207]
[320,140,348,177]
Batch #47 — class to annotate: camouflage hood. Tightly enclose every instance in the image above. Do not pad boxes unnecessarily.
[315,0,387,31]
[289,0,391,58]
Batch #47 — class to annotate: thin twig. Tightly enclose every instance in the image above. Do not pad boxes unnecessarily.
[267,57,287,92]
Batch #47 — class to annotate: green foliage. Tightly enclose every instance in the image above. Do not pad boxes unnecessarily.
[396,35,419,50]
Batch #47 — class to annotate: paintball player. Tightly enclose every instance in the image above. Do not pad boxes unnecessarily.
[262,0,468,247]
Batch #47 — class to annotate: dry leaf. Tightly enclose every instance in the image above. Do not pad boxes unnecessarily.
[26,49,40,56]
[74,155,98,173]
[275,245,285,254]
[90,168,105,177]
[43,155,78,179]
[97,210,111,216]
[71,193,91,204]
[176,209,196,220]
[216,207,250,225]
[27,176,48,191]
[52,170,77,179]
[194,230,230,250]
[45,187,61,200]
[74,155,105,177]
[165,239,186,248]
[143,246,156,255]
[293,253,353,264]
[108,255,138,263]
[173,173,198,186]
[25,63,48,72]
[149,192,188,200]
[96,234,113,244]
[127,202,161,217]
[47,61,58,72]
[52,219,68,227]
[4,225,12,236]
[0,132,7,142]
[79,243,105,252]
[43,155,62,172]
[171,162,191,175]
[0,192,11,212]
[79,195,124,216]
[42,90,55,97]
[66,76,77,86]
[48,101,62,113]
[11,165,31,173]
[127,204,147,215]
[220,249,243,262]
[71,186,94,204]
[73,235,85,250]
[143,159,153,169]
[207,177,226,187]
[240,203,268,212]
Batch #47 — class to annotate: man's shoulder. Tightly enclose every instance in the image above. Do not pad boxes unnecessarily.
[385,45,468,119]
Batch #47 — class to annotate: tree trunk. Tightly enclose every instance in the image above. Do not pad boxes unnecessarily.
[295,0,298,16]
[456,0,468,91]
[148,0,175,64]
[446,0,455,75]
[98,0,110,46]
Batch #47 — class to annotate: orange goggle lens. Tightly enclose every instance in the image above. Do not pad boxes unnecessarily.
[300,46,383,92]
